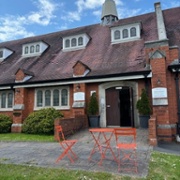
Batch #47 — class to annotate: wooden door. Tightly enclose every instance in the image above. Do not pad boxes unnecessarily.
[106,87,134,127]
[106,88,120,126]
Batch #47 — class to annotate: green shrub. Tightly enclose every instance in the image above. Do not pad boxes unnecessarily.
[0,114,12,133]
[22,108,63,135]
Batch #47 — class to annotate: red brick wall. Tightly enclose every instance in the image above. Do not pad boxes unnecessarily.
[54,115,88,140]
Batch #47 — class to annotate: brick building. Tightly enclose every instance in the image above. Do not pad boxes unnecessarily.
[0,0,180,145]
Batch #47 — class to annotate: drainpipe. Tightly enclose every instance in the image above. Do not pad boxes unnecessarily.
[175,73,180,137]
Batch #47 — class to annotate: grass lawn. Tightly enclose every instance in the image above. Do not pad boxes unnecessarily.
[0,133,55,142]
[0,133,180,179]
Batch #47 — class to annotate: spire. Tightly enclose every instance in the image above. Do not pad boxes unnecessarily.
[101,0,118,25]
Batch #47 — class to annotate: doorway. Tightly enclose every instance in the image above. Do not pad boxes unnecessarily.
[106,87,134,127]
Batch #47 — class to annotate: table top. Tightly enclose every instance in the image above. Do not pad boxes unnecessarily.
[89,128,114,133]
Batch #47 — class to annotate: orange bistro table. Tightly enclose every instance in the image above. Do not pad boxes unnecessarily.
[89,128,118,165]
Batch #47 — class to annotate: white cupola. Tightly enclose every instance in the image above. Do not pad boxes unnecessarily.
[101,0,118,25]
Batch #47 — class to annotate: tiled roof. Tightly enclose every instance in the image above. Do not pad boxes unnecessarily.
[0,6,179,86]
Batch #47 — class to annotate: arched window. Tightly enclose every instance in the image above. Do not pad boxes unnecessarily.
[30,45,35,53]
[65,39,70,48]
[130,27,136,37]
[114,30,120,40]
[71,38,77,47]
[61,89,68,106]
[45,90,51,106]
[37,90,43,107]
[122,29,128,38]
[7,92,13,108]
[1,93,6,108]
[25,46,29,54]
[78,37,83,46]
[53,89,59,106]
[36,44,40,52]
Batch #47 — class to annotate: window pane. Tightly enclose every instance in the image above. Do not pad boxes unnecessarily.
[8,93,13,108]
[1,93,6,108]
[36,44,40,52]
[114,30,120,39]
[65,39,70,48]
[61,89,68,106]
[53,89,59,106]
[78,37,83,46]
[25,47,29,54]
[71,38,77,47]
[130,27,136,37]
[0,50,3,58]
[37,90,43,107]
[123,29,128,38]
[45,90,51,106]
[30,46,34,53]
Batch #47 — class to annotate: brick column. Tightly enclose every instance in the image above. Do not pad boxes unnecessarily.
[11,88,27,133]
[147,45,172,141]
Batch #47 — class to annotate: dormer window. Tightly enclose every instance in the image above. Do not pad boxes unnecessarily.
[111,22,141,44]
[122,29,128,38]
[63,33,90,52]
[22,41,48,57]
[30,46,35,53]
[71,38,77,47]
[36,44,40,52]
[130,27,136,37]
[0,48,13,62]
[65,39,70,48]
[114,30,120,40]
[78,37,83,46]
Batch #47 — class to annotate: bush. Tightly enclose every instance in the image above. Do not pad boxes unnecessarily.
[22,108,63,135]
[0,114,12,133]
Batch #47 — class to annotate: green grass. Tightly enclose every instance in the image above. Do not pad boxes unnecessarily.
[0,133,54,142]
[148,151,180,180]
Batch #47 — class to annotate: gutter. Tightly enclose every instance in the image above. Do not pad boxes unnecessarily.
[0,70,151,89]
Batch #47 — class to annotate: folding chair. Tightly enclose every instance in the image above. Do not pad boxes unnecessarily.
[114,128,138,173]
[55,125,78,163]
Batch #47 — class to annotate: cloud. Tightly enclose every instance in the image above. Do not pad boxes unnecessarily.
[28,0,58,26]
[0,15,35,42]
[0,0,58,42]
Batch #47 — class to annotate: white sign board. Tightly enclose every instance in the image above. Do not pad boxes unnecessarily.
[152,88,167,98]
[74,92,85,101]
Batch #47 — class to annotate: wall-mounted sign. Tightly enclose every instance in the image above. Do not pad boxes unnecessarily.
[152,88,168,105]
[152,88,167,98]
[74,92,85,101]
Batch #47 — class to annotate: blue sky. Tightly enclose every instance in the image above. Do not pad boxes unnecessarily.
[0,0,179,42]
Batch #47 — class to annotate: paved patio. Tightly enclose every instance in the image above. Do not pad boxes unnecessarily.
[0,128,153,178]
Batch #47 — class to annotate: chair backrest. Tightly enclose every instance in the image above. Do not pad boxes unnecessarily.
[114,128,136,144]
[56,125,65,141]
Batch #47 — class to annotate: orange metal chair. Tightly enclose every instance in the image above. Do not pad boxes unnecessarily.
[55,125,78,163]
[114,128,138,173]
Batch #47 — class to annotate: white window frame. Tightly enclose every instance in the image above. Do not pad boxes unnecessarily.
[34,87,70,110]
[63,33,90,52]
[0,48,13,62]
[0,91,14,111]
[111,22,141,44]
[22,41,48,57]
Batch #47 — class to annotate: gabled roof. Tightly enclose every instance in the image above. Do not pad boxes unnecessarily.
[0,6,179,86]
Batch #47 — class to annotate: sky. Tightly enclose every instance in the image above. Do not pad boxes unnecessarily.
[0,0,179,42]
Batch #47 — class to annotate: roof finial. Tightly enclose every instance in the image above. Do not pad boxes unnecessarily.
[101,0,118,26]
